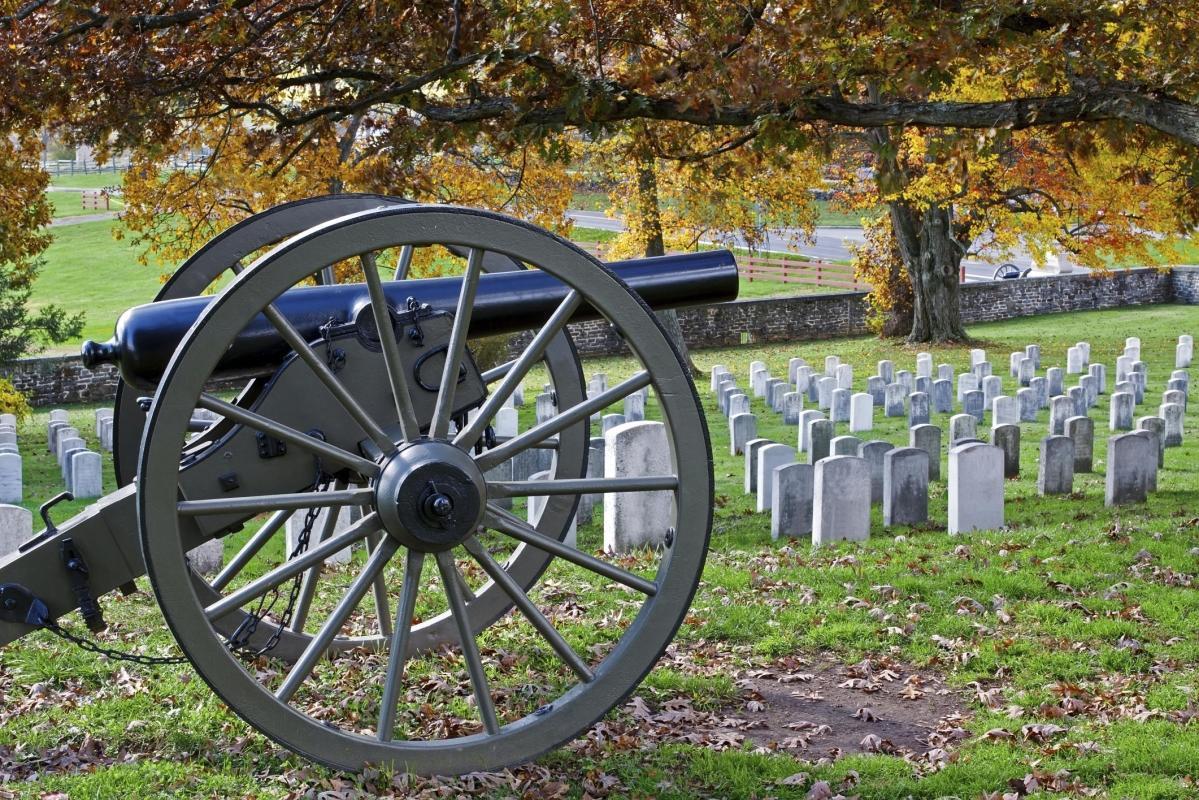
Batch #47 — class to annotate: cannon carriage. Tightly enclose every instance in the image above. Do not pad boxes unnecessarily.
[0,197,737,774]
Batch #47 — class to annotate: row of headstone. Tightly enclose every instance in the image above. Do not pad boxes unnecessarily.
[0,413,19,504]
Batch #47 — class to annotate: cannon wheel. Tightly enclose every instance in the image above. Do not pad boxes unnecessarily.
[110,195,587,661]
[138,205,711,774]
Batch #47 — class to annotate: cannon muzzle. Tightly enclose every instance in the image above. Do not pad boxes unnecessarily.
[83,250,738,389]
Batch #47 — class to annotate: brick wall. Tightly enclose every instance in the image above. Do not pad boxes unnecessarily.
[6,266,1199,406]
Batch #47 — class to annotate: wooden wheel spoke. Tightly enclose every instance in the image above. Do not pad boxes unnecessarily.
[488,475,677,499]
[178,487,373,517]
[377,550,425,741]
[261,302,396,455]
[430,248,484,439]
[436,550,500,735]
[276,537,400,702]
[463,538,593,683]
[454,290,582,450]
[197,393,380,478]
[361,251,421,441]
[204,514,378,621]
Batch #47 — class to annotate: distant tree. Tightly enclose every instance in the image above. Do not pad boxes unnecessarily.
[0,132,84,364]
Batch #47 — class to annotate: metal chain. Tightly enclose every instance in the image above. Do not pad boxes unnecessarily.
[41,620,189,666]
[226,458,329,656]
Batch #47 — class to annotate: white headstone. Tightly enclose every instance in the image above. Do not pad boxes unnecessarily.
[68,450,102,499]
[948,443,1004,535]
[729,412,757,456]
[0,451,21,504]
[835,364,854,390]
[757,444,797,513]
[849,392,873,433]
[0,504,34,558]
[812,456,871,545]
[603,421,674,553]
[771,463,813,540]
[1105,432,1155,506]
[992,395,1019,426]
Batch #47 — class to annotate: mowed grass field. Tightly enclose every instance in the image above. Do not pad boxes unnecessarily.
[2,305,1199,798]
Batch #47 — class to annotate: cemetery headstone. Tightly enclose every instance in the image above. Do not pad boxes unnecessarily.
[729,412,757,456]
[812,456,871,545]
[727,393,750,419]
[1105,432,1155,506]
[957,373,978,403]
[1132,429,1160,492]
[949,413,977,444]
[831,388,851,423]
[604,421,674,553]
[992,395,1018,426]
[896,370,915,394]
[963,390,985,422]
[1065,416,1094,473]
[1037,436,1074,496]
[1109,392,1134,431]
[808,419,834,465]
[866,375,886,406]
[1017,388,1038,422]
[831,435,862,457]
[916,352,933,379]
[1136,416,1165,468]
[797,410,823,451]
[982,375,1002,409]
[910,423,942,481]
[1031,376,1048,409]
[771,463,814,540]
[836,364,854,390]
[991,424,1021,478]
[858,440,894,505]
[824,355,840,376]
[0,452,21,504]
[885,383,906,417]
[948,443,1004,534]
[817,377,836,410]
[883,447,929,526]
[849,393,873,433]
[1160,402,1184,446]
[757,444,797,512]
[877,359,895,383]
[601,414,626,436]
[1068,386,1087,417]
[1025,343,1041,369]
[937,363,954,382]
[624,392,646,422]
[1049,395,1074,435]
[1088,363,1106,394]
[909,391,930,426]
[783,392,803,425]
[932,379,953,413]
[0,504,34,558]
[744,439,771,493]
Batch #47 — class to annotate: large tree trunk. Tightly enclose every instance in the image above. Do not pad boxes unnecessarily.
[887,201,969,343]
[634,142,701,376]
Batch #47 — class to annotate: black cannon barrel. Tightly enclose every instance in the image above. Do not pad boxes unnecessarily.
[82,250,738,389]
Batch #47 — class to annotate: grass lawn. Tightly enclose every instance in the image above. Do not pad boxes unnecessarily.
[29,220,164,346]
[46,171,127,190]
[3,304,1199,797]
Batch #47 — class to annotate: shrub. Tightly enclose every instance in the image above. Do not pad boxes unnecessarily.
[0,378,32,422]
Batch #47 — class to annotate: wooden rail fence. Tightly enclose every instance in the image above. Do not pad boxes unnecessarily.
[573,241,870,292]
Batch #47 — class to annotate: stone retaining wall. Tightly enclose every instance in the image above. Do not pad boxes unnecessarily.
[6,266,1199,406]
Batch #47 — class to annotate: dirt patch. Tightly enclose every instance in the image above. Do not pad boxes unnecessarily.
[724,656,969,759]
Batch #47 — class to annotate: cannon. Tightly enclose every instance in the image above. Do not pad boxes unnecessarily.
[0,196,736,774]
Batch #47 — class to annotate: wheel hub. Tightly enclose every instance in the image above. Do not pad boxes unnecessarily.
[374,440,487,552]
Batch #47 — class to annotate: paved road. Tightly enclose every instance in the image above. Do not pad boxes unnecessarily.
[567,209,1080,282]
[49,212,118,227]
